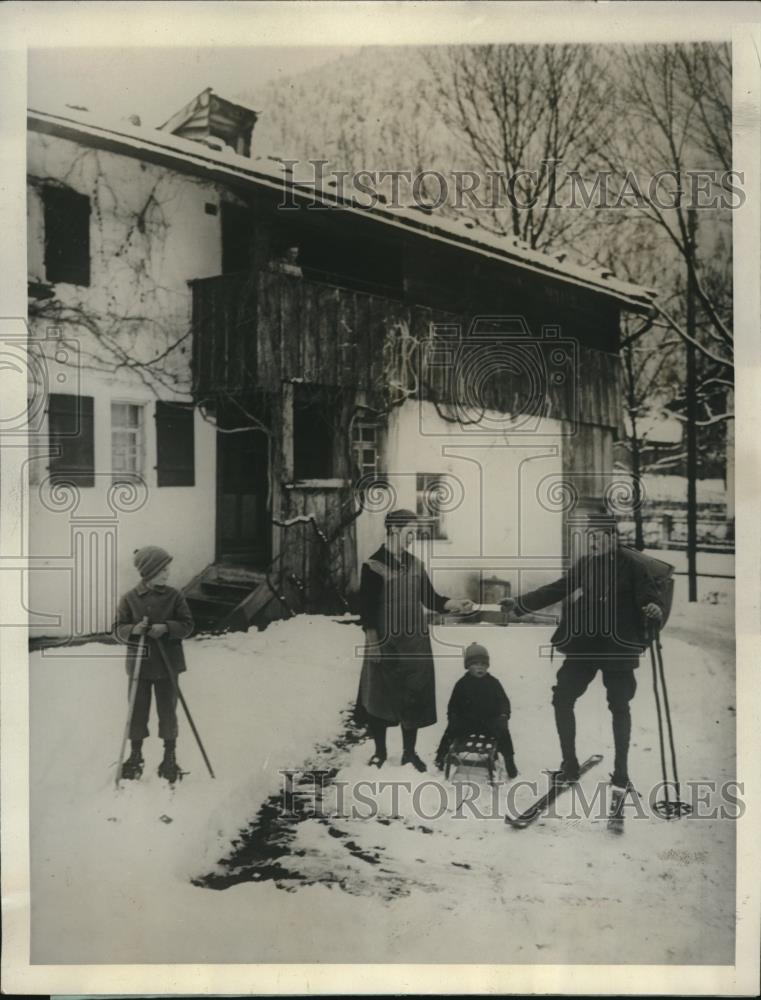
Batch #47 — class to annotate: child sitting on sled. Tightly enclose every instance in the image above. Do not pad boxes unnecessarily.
[114,545,194,783]
[435,642,518,779]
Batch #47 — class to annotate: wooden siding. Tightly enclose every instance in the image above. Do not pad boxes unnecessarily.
[191,267,622,430]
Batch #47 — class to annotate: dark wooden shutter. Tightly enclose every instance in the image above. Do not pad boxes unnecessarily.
[155,401,195,486]
[43,186,91,286]
[48,394,95,486]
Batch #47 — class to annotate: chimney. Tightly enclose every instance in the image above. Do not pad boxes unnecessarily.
[159,87,259,157]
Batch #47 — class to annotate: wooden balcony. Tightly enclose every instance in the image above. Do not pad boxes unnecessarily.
[190,265,622,430]
[190,265,434,399]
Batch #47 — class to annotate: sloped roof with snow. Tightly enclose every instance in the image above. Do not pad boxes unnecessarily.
[28,104,656,312]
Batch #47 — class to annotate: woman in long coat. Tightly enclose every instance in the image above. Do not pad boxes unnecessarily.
[356,508,472,772]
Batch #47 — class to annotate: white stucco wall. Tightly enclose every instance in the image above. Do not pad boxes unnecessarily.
[356,399,566,602]
[26,131,230,637]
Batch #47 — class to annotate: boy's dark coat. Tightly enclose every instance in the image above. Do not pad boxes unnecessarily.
[115,583,194,680]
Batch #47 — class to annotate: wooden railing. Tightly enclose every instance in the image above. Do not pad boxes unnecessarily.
[190,265,622,429]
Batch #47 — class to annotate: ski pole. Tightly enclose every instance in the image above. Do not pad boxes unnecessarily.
[154,638,216,779]
[649,624,691,819]
[115,618,148,788]
[648,629,671,812]
[654,628,683,802]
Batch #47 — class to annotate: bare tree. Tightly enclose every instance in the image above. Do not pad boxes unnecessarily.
[621,330,682,546]
[677,42,732,173]
[604,43,733,385]
[425,44,615,250]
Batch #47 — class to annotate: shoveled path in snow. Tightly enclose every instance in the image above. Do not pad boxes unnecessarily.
[30,598,735,964]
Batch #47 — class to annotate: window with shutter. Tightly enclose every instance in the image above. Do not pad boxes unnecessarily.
[155,401,195,486]
[48,393,95,486]
[43,186,91,286]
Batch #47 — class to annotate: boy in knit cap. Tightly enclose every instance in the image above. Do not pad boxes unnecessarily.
[435,642,518,779]
[115,545,194,783]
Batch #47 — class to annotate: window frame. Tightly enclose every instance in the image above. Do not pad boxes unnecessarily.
[415,471,450,541]
[110,400,146,483]
[351,420,379,480]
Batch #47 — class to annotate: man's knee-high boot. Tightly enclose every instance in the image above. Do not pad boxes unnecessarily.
[552,690,580,778]
[610,707,632,786]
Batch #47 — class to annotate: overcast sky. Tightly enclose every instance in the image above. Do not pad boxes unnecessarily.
[28,46,356,127]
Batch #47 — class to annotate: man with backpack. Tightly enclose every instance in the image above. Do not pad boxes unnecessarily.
[501,507,665,791]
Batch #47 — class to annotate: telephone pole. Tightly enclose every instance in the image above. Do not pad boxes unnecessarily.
[686,208,698,602]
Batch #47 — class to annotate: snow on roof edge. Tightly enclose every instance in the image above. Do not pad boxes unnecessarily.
[28,106,656,311]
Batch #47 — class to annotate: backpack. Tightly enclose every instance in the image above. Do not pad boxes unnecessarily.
[619,546,676,627]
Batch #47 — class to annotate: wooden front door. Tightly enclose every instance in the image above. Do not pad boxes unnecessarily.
[216,417,270,565]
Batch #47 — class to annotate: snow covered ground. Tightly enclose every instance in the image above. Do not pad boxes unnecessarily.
[640,476,726,505]
[30,583,736,966]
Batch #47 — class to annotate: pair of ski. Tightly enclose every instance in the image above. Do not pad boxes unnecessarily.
[505,754,627,833]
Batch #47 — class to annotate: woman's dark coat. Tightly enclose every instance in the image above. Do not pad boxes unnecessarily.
[356,545,448,728]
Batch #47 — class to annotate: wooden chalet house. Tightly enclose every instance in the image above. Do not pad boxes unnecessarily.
[26,90,655,638]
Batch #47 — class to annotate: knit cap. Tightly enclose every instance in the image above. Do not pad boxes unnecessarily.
[133,545,172,581]
[464,642,490,668]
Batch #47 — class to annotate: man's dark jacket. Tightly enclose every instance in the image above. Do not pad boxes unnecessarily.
[514,545,663,662]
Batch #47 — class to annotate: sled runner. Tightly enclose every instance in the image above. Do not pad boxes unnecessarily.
[444,733,499,784]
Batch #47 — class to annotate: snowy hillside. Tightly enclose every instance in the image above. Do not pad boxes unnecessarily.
[242,46,456,184]
[29,581,736,966]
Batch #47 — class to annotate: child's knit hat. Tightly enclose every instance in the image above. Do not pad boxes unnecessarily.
[464,642,490,668]
[133,545,172,581]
